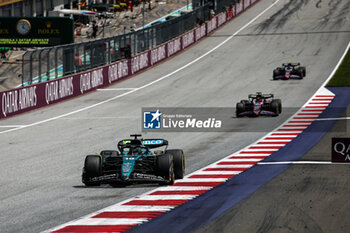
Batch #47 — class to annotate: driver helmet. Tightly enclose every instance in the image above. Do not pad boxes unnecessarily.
[138,147,147,155]
[257,94,262,102]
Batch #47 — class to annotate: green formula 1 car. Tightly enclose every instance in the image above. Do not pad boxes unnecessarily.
[82,134,185,186]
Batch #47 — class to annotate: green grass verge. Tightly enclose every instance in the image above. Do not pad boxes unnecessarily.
[327,47,350,86]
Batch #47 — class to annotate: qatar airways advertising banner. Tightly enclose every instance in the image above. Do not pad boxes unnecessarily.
[195,24,206,41]
[244,0,251,10]
[332,138,350,163]
[217,13,227,28]
[182,31,195,49]
[236,0,243,15]
[0,0,261,119]
[150,45,167,66]
[1,85,38,118]
[207,17,217,34]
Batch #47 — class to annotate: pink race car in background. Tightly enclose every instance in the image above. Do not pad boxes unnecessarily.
[236,92,282,117]
[273,63,306,80]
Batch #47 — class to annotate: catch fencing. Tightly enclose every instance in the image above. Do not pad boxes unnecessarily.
[21,4,211,86]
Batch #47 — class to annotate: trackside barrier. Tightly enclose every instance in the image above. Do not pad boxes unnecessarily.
[0,0,260,119]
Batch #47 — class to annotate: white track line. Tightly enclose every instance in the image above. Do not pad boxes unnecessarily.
[155,186,212,191]
[101,205,174,212]
[68,218,148,225]
[97,88,138,91]
[133,195,196,200]
[0,125,25,128]
[0,0,281,136]
[259,161,350,165]
[222,158,262,161]
[193,171,242,175]
[315,117,350,121]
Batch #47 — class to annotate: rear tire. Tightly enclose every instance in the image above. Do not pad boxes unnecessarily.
[299,66,306,76]
[157,154,174,185]
[82,155,102,186]
[166,149,185,179]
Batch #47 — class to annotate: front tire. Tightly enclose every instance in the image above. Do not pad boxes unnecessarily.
[272,99,282,113]
[299,66,306,76]
[157,154,174,185]
[236,102,244,118]
[273,69,279,80]
[82,155,102,186]
[270,101,280,116]
[166,149,185,179]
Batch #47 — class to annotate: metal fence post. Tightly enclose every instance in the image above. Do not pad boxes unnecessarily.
[30,52,34,84]
[134,31,136,55]
[22,50,28,87]
[19,4,211,85]
[47,48,52,81]
[55,47,58,79]
[89,42,93,70]
[38,49,44,83]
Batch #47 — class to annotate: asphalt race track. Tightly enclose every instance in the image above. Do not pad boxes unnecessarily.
[0,0,349,232]
[193,103,350,233]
